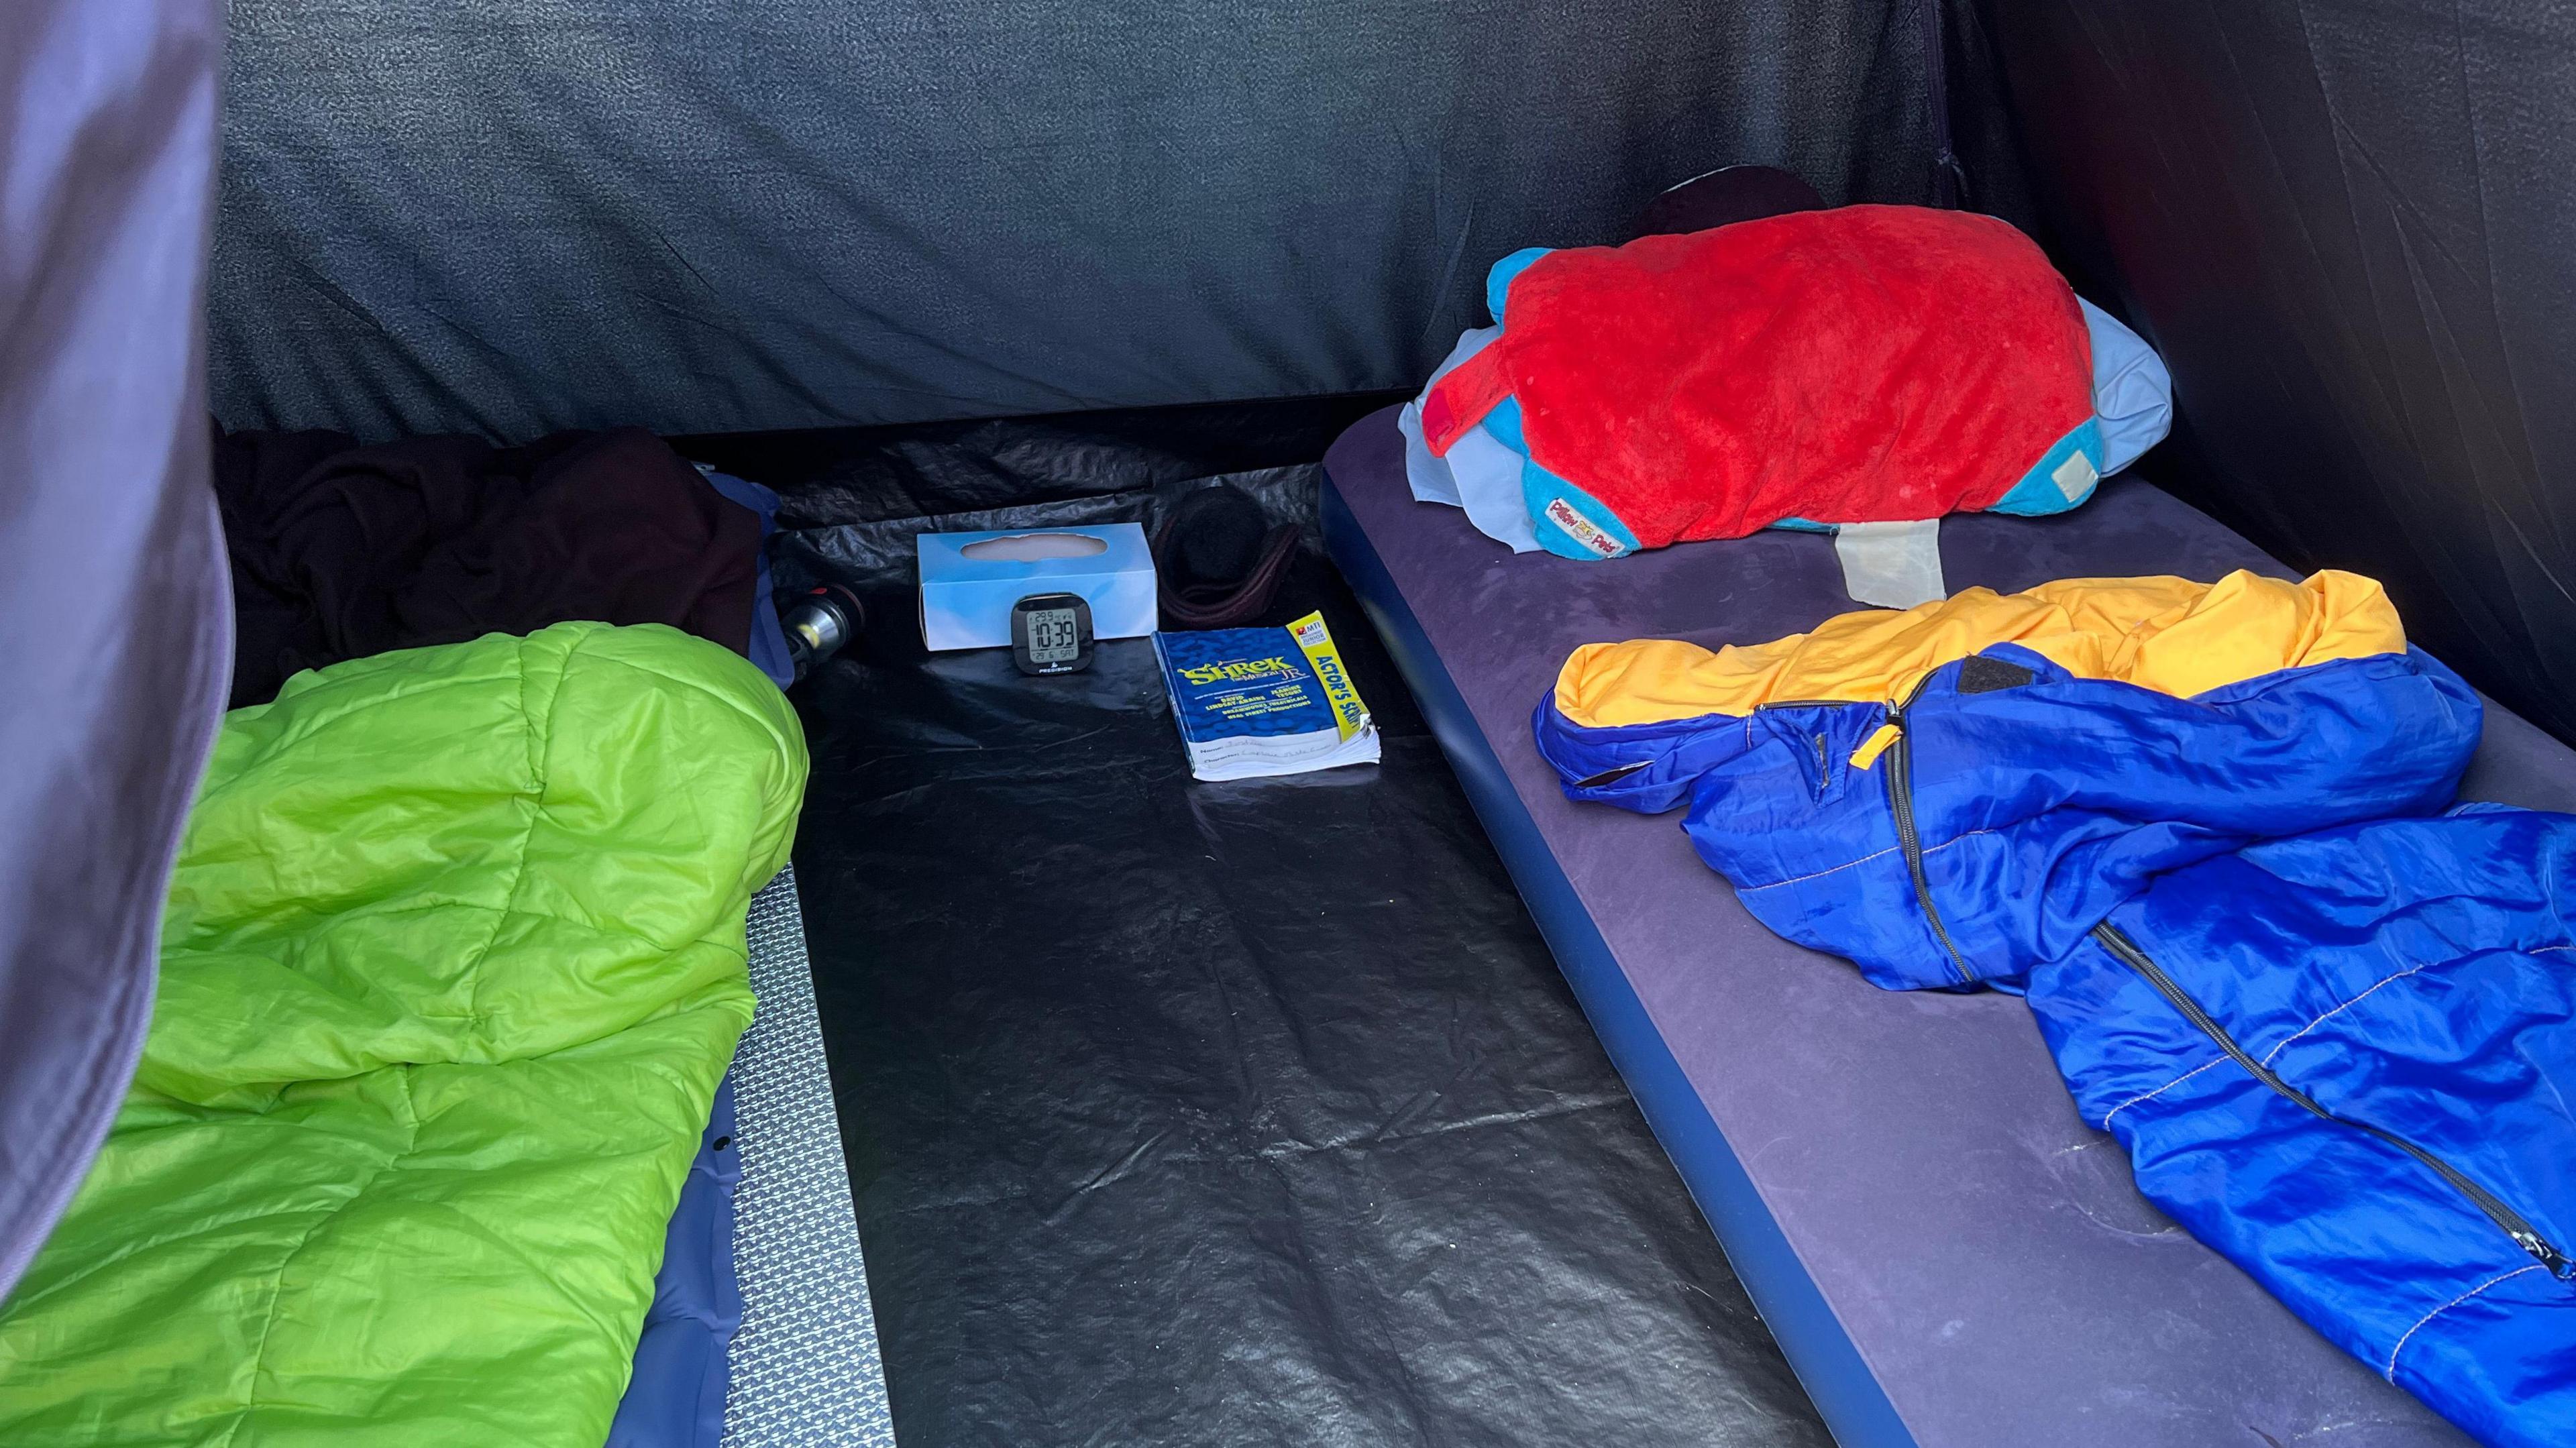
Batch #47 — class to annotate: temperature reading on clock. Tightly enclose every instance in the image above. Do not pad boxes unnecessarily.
[1026,608,1080,665]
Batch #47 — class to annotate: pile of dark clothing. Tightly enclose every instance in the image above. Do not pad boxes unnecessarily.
[214,425,783,708]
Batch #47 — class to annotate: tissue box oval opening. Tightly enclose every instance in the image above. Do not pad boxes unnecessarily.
[916,522,1159,651]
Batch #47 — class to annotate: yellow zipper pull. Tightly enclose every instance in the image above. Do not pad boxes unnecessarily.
[1849,720,1904,771]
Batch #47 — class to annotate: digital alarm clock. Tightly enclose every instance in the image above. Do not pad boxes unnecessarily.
[1010,592,1094,675]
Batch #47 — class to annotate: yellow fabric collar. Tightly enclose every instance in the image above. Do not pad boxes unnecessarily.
[1553,569,2406,731]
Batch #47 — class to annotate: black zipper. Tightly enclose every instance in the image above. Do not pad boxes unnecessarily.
[1882,683,1977,986]
[2091,922,2573,1280]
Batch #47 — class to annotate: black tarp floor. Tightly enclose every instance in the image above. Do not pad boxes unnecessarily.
[704,404,1828,1447]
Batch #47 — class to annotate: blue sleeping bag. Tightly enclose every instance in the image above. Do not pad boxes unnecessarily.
[1538,577,2575,1447]
[2044,809,2576,1443]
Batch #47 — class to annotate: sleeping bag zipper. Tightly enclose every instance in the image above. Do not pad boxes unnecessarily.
[2090,921,2573,1280]
[1882,686,1977,987]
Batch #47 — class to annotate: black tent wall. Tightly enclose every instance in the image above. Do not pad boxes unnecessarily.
[1978,0,2576,744]
[209,0,1952,442]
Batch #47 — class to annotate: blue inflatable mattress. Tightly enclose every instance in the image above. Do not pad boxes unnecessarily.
[1321,404,2576,1448]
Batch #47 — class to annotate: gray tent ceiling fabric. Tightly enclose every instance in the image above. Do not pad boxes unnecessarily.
[209,0,1944,443]
[0,1,231,1297]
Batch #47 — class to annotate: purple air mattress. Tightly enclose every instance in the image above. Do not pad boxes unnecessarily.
[1322,404,2576,1448]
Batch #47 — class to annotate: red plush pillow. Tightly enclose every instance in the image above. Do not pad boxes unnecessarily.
[1422,206,2098,557]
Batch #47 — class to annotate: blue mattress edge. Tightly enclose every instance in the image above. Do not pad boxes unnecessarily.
[608,1074,744,1448]
[1322,473,1919,1448]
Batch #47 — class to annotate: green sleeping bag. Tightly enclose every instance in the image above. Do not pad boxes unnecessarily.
[0,622,807,1446]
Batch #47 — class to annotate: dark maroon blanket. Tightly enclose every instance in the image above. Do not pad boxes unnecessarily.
[214,425,760,708]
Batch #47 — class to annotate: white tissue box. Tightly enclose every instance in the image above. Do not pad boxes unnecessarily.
[916,522,1159,651]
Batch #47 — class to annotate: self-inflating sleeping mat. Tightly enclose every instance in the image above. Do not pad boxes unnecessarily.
[0,622,806,1447]
[1322,402,2576,1448]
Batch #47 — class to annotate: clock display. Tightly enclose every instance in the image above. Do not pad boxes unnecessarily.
[1025,608,1081,665]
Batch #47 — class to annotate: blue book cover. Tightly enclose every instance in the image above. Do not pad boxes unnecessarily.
[1152,612,1371,746]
